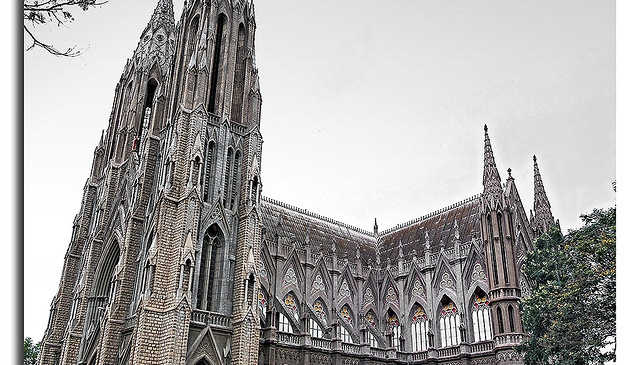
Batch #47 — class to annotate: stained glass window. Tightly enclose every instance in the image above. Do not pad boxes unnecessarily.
[411,305,428,351]
[388,311,400,350]
[340,305,353,325]
[439,300,460,347]
[258,290,267,317]
[313,300,327,326]
[472,294,491,342]
[283,293,298,321]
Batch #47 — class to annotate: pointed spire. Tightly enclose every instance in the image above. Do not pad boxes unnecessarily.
[532,155,555,234]
[482,125,504,209]
[149,0,175,31]
[373,218,379,235]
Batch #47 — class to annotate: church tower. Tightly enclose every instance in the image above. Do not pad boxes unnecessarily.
[479,126,525,355]
[38,0,263,364]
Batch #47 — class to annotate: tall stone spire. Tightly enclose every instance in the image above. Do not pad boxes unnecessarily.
[482,125,504,206]
[532,155,555,235]
[149,0,175,32]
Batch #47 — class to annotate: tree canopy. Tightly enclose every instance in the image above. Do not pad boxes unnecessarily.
[517,207,616,365]
[24,337,41,365]
[24,0,107,56]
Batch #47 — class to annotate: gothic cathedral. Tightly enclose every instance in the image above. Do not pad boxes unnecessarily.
[38,1,558,365]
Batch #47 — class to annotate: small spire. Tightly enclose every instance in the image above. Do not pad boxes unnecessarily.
[532,155,555,234]
[373,218,379,235]
[482,125,503,201]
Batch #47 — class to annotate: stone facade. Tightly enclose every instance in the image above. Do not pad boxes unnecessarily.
[38,1,557,365]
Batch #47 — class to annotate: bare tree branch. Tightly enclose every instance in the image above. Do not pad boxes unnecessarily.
[23,0,108,57]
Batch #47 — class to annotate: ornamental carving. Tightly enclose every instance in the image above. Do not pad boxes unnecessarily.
[385,286,398,305]
[282,267,298,289]
[440,272,454,290]
[471,262,487,282]
[311,274,325,292]
[363,287,374,305]
[412,279,425,297]
[338,280,351,299]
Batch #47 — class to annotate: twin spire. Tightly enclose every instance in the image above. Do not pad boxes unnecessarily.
[482,125,504,203]
[532,155,555,234]
[482,125,555,233]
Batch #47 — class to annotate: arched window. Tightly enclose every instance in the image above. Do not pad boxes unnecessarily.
[278,312,293,333]
[258,289,267,317]
[496,307,505,334]
[388,310,400,350]
[488,213,499,286]
[337,323,354,343]
[231,24,246,123]
[229,150,241,208]
[207,15,227,114]
[223,147,233,207]
[138,79,158,139]
[411,305,428,352]
[197,225,223,311]
[309,318,323,338]
[202,141,216,202]
[312,300,327,326]
[498,212,509,283]
[364,310,378,348]
[283,293,299,322]
[439,299,460,347]
[472,292,492,342]
[508,305,516,332]
[187,15,200,57]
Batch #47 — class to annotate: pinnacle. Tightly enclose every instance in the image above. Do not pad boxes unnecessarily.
[482,125,503,199]
[532,155,555,233]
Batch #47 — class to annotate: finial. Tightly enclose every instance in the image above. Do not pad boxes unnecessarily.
[374,218,379,235]
[507,168,512,179]
[533,155,537,163]
[484,124,488,132]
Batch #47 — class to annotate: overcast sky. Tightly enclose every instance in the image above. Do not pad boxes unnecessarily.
[23,0,621,346]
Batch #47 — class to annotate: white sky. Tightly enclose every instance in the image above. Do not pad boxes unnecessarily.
[21,0,629,354]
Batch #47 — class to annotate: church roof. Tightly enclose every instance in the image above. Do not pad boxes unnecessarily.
[261,197,378,263]
[378,195,482,263]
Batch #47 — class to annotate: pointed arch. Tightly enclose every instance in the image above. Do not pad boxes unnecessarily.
[386,308,401,350]
[207,13,228,114]
[137,78,159,139]
[433,259,458,304]
[337,304,357,344]
[409,302,429,352]
[279,252,303,298]
[438,295,461,348]
[362,272,379,314]
[185,326,224,365]
[196,224,225,311]
[308,260,331,308]
[231,22,247,123]
[470,287,492,342]
[380,272,400,315]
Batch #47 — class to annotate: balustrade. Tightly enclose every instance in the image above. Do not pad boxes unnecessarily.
[190,309,231,328]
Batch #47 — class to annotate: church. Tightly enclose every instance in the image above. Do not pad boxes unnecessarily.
[37,1,558,364]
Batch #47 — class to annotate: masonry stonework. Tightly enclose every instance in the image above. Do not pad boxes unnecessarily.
[38,1,560,365]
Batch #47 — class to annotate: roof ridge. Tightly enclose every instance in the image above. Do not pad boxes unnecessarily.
[378,193,482,236]
[261,196,376,237]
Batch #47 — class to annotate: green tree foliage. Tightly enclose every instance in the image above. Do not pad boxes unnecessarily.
[517,207,616,365]
[24,0,107,56]
[24,337,41,365]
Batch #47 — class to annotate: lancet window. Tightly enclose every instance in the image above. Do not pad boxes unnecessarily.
[411,305,428,352]
[196,225,223,311]
[472,293,492,342]
[388,310,400,350]
[439,300,460,347]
